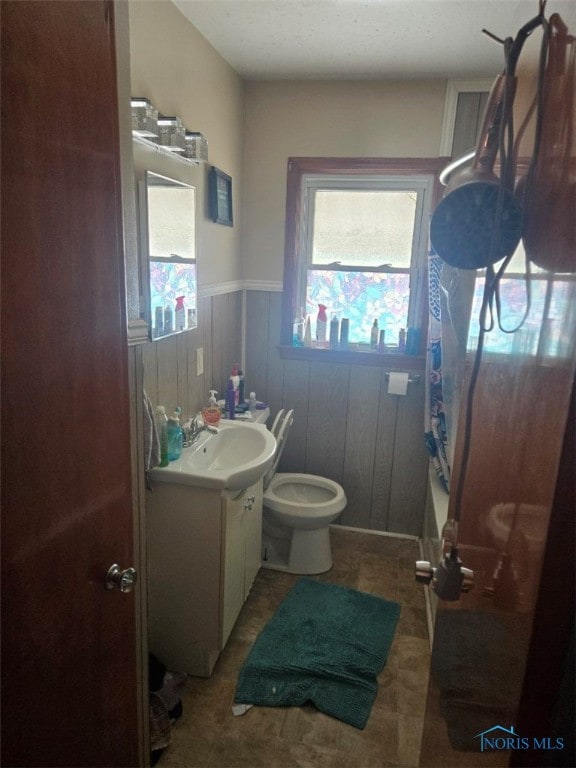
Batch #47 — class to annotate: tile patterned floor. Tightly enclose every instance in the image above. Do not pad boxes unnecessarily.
[157,528,430,768]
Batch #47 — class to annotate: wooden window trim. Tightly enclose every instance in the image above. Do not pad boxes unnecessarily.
[280,157,449,356]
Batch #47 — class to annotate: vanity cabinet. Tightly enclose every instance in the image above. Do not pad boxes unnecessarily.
[146,478,263,677]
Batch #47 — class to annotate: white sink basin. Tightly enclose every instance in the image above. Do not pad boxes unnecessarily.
[150,421,276,491]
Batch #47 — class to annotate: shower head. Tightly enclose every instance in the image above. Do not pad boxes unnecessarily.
[430,74,523,269]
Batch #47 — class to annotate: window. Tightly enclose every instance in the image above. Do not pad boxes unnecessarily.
[468,243,576,359]
[281,158,445,353]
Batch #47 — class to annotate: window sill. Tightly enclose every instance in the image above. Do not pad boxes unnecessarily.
[278,345,426,369]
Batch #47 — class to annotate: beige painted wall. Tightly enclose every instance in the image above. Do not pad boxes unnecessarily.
[242,79,448,282]
[129,0,245,290]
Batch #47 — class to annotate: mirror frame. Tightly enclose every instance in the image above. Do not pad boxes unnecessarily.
[139,171,198,341]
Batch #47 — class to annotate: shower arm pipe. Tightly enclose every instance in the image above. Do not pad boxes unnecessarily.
[440,8,546,191]
[438,150,476,186]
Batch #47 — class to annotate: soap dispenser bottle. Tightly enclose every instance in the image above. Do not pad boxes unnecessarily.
[167,411,183,461]
[203,390,221,425]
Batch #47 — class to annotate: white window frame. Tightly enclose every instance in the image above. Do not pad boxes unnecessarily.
[296,173,436,333]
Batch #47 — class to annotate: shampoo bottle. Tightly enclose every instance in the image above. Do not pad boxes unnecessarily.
[316,304,328,346]
[167,411,183,461]
[248,392,257,416]
[155,406,169,467]
[175,296,186,331]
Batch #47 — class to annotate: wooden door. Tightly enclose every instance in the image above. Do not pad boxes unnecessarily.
[418,276,576,765]
[1,3,140,765]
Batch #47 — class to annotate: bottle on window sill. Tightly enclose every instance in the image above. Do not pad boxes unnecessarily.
[304,315,312,347]
[399,328,406,353]
[316,304,327,346]
[378,330,386,352]
[292,307,305,347]
[370,318,379,349]
[329,315,339,349]
[339,318,349,350]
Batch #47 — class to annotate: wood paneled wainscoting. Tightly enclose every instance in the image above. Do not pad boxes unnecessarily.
[245,290,430,536]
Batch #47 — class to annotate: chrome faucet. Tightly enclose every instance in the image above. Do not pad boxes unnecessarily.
[185,413,218,446]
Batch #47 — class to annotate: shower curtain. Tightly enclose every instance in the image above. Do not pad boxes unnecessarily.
[425,250,478,496]
[425,251,451,493]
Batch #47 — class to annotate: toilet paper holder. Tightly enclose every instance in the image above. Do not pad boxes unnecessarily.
[384,373,421,385]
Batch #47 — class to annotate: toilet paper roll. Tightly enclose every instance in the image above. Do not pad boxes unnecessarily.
[387,371,409,396]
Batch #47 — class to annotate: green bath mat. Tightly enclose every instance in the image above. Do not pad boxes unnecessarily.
[234,578,400,729]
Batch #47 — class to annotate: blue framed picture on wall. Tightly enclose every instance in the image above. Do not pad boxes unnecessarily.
[209,166,233,226]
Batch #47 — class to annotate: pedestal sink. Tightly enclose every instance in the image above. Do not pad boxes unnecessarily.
[150,420,276,491]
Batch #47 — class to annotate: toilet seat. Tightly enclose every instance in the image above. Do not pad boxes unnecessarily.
[264,473,346,524]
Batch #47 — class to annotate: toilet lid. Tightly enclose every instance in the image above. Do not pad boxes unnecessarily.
[270,409,285,439]
[263,409,294,490]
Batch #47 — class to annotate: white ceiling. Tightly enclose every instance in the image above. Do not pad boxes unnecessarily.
[172,0,576,80]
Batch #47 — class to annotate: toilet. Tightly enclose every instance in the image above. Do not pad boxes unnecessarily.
[261,409,346,575]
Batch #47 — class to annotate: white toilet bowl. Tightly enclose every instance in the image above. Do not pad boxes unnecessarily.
[261,411,347,575]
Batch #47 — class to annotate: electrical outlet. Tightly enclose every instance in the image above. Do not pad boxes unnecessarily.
[196,347,204,377]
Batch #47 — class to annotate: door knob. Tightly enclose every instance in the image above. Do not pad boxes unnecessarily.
[105,564,137,593]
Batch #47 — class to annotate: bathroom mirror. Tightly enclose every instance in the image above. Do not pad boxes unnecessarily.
[141,171,197,340]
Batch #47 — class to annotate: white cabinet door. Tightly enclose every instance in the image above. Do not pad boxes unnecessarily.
[244,479,263,598]
[221,494,246,647]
